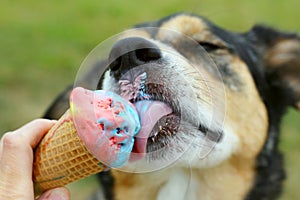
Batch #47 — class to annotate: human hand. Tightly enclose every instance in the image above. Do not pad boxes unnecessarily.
[0,119,70,200]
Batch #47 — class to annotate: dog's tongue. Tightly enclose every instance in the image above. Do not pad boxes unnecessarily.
[130,100,172,161]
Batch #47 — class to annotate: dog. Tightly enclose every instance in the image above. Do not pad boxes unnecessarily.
[44,13,300,200]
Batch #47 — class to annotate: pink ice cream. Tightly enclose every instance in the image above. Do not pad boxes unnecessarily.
[70,87,140,167]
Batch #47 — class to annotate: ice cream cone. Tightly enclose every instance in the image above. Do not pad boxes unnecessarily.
[33,110,105,195]
[33,87,141,196]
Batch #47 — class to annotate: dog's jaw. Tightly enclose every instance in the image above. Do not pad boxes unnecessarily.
[178,124,239,168]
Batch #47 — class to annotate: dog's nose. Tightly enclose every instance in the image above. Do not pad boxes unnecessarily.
[108,37,161,74]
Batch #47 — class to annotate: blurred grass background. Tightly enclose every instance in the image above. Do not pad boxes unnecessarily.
[0,0,299,199]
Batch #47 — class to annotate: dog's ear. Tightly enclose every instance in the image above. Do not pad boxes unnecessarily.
[251,25,300,110]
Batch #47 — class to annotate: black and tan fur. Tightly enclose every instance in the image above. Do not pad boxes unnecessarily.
[44,13,300,200]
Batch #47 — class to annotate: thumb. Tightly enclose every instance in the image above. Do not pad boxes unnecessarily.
[38,187,70,200]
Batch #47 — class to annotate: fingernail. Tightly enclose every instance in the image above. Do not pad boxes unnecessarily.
[47,188,68,200]
[52,188,69,200]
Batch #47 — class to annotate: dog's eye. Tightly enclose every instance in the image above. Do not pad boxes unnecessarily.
[198,42,220,52]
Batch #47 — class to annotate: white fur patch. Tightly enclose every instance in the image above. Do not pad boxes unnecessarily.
[157,168,199,200]
[102,69,118,92]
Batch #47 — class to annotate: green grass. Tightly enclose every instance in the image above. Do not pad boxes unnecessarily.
[0,0,300,199]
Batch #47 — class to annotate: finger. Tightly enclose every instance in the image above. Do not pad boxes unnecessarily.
[13,118,57,148]
[38,187,70,200]
[0,119,56,154]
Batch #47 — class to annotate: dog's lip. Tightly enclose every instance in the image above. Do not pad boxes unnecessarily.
[129,100,173,161]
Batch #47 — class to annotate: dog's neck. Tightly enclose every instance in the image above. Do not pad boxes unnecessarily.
[112,155,256,200]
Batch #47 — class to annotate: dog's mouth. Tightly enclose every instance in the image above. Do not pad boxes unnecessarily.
[118,78,181,161]
[131,100,181,161]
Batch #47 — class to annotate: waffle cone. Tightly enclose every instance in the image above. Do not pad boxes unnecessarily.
[33,110,105,195]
